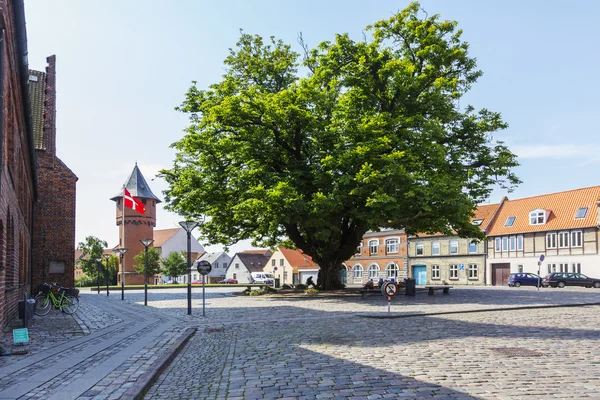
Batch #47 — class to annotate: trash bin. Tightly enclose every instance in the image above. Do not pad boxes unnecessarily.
[274,278,281,288]
[18,299,36,320]
[405,278,416,296]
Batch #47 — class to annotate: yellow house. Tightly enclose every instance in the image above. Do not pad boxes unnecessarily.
[264,247,320,285]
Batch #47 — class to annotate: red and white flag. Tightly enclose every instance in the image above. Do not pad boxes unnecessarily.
[124,188,145,214]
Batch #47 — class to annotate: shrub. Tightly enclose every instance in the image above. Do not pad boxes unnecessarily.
[304,288,319,295]
[295,284,307,291]
[281,284,292,290]
[262,286,277,293]
[249,290,263,296]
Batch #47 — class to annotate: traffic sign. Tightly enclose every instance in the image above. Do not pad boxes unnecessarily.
[459,264,465,270]
[381,281,398,297]
[13,328,28,344]
[197,260,212,275]
[539,255,545,262]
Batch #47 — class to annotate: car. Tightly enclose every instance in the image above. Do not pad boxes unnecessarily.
[542,272,600,288]
[507,272,542,287]
[219,278,238,284]
[191,280,202,284]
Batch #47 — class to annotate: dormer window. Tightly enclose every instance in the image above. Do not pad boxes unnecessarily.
[529,209,547,225]
[575,207,588,219]
[472,219,483,226]
[504,216,516,227]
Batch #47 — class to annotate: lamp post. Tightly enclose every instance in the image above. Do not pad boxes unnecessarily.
[114,248,128,300]
[179,220,199,315]
[96,258,102,294]
[140,239,154,306]
[103,254,111,297]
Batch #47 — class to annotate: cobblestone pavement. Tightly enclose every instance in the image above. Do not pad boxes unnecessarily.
[140,286,600,399]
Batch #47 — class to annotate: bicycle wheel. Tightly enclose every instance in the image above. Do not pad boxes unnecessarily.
[34,294,52,316]
[60,295,80,315]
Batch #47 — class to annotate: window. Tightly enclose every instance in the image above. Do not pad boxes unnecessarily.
[546,233,556,249]
[271,259,276,266]
[517,235,523,251]
[353,265,363,279]
[469,241,477,254]
[495,238,501,251]
[558,231,569,248]
[502,237,508,251]
[571,231,582,247]
[283,271,288,281]
[509,236,516,251]
[432,241,440,255]
[547,263,556,274]
[468,264,478,279]
[235,263,240,269]
[233,273,237,279]
[518,264,524,273]
[572,263,581,273]
[280,258,284,266]
[449,240,458,254]
[449,265,459,279]
[431,265,440,279]
[223,262,227,269]
[559,263,568,273]
[386,238,399,254]
[575,207,589,219]
[504,216,516,227]
[368,264,380,279]
[386,263,398,278]
[416,243,424,256]
[369,240,379,255]
[355,245,361,255]
[472,219,483,226]
[529,209,546,225]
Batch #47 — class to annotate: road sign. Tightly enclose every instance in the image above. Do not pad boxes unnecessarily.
[381,281,398,297]
[459,264,465,270]
[539,255,545,262]
[13,328,28,344]
[197,260,212,275]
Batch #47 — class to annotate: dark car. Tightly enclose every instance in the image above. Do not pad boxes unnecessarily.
[508,273,542,287]
[542,273,600,288]
[219,278,238,284]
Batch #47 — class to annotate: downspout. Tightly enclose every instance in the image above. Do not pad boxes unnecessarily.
[0,26,5,198]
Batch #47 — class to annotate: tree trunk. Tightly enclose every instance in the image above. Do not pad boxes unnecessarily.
[317,260,344,290]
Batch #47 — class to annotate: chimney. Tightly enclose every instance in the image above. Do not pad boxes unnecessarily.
[43,55,57,156]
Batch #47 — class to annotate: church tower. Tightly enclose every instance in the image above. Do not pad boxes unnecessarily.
[110,164,161,285]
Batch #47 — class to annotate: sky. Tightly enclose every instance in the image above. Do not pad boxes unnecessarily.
[23,0,600,254]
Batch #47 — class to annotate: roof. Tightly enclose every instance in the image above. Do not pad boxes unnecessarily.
[235,252,271,273]
[473,202,504,233]
[197,252,228,264]
[28,70,46,149]
[278,247,319,268]
[110,163,161,202]
[487,186,600,236]
[153,228,180,247]
[242,249,271,255]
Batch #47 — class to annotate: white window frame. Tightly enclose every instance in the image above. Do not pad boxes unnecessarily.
[571,231,582,248]
[271,259,276,266]
[353,264,363,279]
[386,238,399,254]
[368,264,380,279]
[529,209,546,225]
[502,237,508,251]
[369,239,379,255]
[575,207,588,219]
[572,262,581,273]
[509,236,516,251]
[559,263,568,273]
[416,242,424,256]
[235,263,240,269]
[546,233,556,249]
[449,264,459,279]
[385,263,398,279]
[558,231,569,248]
[449,240,458,254]
[495,238,501,251]
[504,216,516,227]
[431,241,440,255]
[468,240,477,254]
[517,235,523,251]
[431,265,440,279]
[468,264,478,279]
[355,245,362,255]
[547,263,556,274]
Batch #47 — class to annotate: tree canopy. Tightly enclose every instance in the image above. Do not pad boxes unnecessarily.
[132,247,162,277]
[160,251,188,282]
[161,3,519,289]
[76,236,108,281]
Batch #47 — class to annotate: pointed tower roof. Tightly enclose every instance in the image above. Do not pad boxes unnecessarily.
[110,163,161,203]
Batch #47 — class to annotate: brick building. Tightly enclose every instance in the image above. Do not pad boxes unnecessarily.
[0,0,38,326]
[30,56,78,291]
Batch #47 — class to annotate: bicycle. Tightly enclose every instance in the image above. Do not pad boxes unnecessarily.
[34,282,80,315]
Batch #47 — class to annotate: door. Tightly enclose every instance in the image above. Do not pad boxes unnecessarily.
[412,265,427,285]
[492,263,511,286]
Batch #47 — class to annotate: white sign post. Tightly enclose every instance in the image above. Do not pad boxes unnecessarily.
[381,282,398,313]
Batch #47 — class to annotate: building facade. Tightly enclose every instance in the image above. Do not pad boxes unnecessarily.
[265,247,320,286]
[225,250,271,284]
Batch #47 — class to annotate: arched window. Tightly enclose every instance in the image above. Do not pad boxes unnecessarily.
[352,264,363,279]
[368,264,380,279]
[386,263,398,279]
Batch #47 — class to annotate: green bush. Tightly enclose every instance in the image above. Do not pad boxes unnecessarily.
[75,275,99,287]
[295,284,307,291]
[304,288,319,295]
[249,289,263,296]
[281,284,292,289]
[262,286,277,293]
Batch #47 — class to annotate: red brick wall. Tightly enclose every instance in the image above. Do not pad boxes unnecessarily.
[0,0,37,326]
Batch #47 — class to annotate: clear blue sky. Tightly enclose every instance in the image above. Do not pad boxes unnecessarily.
[24,0,600,254]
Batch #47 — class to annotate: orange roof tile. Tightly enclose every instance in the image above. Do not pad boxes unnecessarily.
[278,247,319,269]
[413,202,502,238]
[153,228,180,247]
[487,186,600,236]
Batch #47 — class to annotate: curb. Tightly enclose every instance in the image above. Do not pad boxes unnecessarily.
[123,327,197,400]
[357,301,600,319]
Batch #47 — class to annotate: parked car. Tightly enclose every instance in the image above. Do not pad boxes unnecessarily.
[191,280,202,284]
[542,273,600,288]
[250,272,275,285]
[219,278,238,284]
[507,273,542,287]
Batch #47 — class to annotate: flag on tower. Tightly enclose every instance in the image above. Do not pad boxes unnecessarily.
[123,188,145,214]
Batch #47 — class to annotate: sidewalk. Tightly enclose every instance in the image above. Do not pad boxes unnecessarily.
[0,292,195,400]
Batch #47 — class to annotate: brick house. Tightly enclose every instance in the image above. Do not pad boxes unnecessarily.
[30,56,78,291]
[485,186,600,285]
[343,229,407,285]
[406,203,501,286]
[265,247,320,286]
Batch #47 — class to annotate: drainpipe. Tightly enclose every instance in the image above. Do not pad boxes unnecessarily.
[0,26,4,197]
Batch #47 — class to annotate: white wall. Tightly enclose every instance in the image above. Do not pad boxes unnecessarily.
[225,256,251,283]
[161,228,204,257]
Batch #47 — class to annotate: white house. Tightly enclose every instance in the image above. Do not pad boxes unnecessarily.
[225,250,272,283]
[154,227,205,283]
[264,247,320,285]
[194,252,231,283]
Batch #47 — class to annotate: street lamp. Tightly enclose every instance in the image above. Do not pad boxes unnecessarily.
[140,239,154,306]
[95,258,102,294]
[103,254,111,297]
[179,220,200,315]
[114,247,128,300]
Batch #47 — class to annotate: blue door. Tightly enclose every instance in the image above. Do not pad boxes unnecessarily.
[413,265,427,285]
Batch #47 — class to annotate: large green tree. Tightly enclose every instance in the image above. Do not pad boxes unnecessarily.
[160,251,188,283]
[132,247,162,277]
[76,236,108,281]
[161,3,519,289]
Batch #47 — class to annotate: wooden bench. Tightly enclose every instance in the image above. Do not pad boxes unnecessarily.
[424,285,452,295]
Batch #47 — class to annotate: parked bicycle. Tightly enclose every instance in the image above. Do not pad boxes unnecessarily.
[34,282,80,316]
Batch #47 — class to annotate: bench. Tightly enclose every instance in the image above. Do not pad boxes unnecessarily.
[360,288,383,299]
[424,285,452,295]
